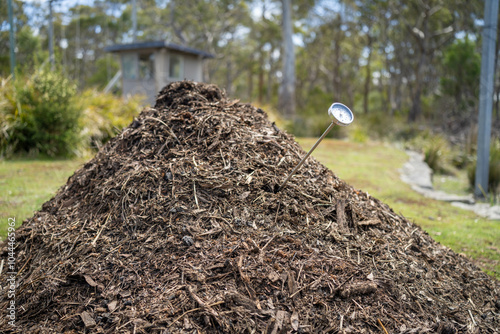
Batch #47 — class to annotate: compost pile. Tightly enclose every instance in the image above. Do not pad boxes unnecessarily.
[1,81,499,334]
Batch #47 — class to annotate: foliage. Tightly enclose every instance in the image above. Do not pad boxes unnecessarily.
[439,37,480,116]
[0,70,80,157]
[467,139,500,198]
[0,0,493,147]
[86,55,120,90]
[78,89,144,151]
[0,71,145,158]
[349,125,369,143]
[405,131,452,174]
[0,77,16,156]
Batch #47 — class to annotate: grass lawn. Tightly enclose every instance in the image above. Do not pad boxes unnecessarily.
[298,138,500,278]
[0,159,84,237]
[1,139,499,278]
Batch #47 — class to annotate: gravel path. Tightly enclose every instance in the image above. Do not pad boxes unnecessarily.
[399,150,500,220]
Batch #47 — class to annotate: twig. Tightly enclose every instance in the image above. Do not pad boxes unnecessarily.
[193,181,200,209]
[261,234,277,252]
[18,254,33,275]
[186,285,219,317]
[144,116,180,144]
[289,277,320,299]
[167,301,224,328]
[92,212,112,246]
[377,318,389,334]
[274,202,281,225]
[468,310,477,326]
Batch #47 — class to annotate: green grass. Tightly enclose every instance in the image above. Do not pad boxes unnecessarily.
[433,172,471,196]
[1,140,499,278]
[298,138,500,278]
[0,159,84,237]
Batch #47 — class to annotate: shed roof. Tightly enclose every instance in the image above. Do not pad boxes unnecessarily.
[104,41,214,59]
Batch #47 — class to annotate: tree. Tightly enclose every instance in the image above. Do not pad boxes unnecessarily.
[279,0,296,119]
[398,0,482,122]
[0,0,27,76]
[440,37,480,116]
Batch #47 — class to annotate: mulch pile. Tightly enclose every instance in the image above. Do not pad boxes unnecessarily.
[1,81,499,333]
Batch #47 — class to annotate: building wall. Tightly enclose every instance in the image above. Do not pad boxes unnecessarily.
[120,49,205,105]
[183,54,203,82]
[123,78,157,105]
[155,49,168,93]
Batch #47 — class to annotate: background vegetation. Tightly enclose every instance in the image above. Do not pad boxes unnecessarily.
[1,1,499,193]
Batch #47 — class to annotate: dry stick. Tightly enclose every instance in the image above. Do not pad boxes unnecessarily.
[468,310,477,326]
[167,301,225,328]
[289,277,321,299]
[274,202,281,225]
[17,254,32,276]
[193,181,200,209]
[92,212,112,246]
[220,148,228,168]
[377,318,389,334]
[261,234,277,252]
[187,285,219,317]
[144,116,180,144]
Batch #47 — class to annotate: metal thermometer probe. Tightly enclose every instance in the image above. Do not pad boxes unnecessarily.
[277,102,354,192]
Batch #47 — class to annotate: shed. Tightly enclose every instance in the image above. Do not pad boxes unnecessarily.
[105,41,214,104]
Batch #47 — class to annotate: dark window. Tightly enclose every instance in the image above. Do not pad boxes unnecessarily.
[139,53,154,80]
[169,54,183,79]
[122,53,137,80]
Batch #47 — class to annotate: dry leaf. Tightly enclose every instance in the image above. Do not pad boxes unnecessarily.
[107,300,118,312]
[80,311,96,328]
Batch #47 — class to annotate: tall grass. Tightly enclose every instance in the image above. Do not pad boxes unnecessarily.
[467,139,500,200]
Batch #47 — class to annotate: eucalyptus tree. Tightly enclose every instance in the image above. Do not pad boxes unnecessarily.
[0,0,28,76]
[392,0,482,122]
[279,0,295,118]
[62,2,122,86]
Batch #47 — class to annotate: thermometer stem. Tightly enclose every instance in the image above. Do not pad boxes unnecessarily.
[278,121,336,192]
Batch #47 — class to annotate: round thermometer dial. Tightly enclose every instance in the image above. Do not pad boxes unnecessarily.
[328,102,354,126]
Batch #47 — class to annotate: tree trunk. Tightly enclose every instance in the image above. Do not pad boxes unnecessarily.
[363,34,373,114]
[408,45,427,122]
[279,0,295,119]
[334,39,341,101]
[258,48,264,104]
[248,61,253,102]
[226,59,233,97]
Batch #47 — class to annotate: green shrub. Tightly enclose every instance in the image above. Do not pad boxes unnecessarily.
[289,114,347,138]
[405,131,452,174]
[468,139,500,197]
[78,89,145,151]
[0,77,17,157]
[393,123,422,142]
[1,73,145,158]
[350,125,369,143]
[0,71,80,157]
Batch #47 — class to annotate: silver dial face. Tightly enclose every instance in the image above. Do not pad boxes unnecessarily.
[328,103,354,126]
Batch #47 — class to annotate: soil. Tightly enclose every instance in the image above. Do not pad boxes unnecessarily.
[1,81,499,333]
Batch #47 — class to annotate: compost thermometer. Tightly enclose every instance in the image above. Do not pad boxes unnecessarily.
[277,102,354,192]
